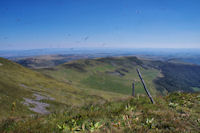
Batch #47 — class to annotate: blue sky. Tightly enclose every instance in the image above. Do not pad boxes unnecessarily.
[0,0,200,50]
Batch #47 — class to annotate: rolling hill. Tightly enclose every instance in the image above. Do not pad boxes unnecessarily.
[38,56,200,95]
[39,56,163,96]
[11,54,97,69]
[0,57,125,120]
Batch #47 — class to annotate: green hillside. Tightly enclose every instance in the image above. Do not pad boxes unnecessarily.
[0,57,200,132]
[39,57,163,96]
[1,92,199,132]
[0,57,125,120]
[39,56,200,95]
[1,57,200,132]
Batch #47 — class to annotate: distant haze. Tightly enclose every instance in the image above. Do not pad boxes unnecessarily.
[1,48,200,58]
[0,0,200,50]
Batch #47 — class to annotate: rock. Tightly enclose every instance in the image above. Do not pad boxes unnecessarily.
[22,93,54,114]
[23,98,50,114]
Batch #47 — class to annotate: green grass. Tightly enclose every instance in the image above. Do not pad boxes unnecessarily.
[39,57,162,96]
[0,92,199,133]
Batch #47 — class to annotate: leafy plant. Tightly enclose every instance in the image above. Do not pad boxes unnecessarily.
[168,102,178,108]
[145,118,155,129]
[88,121,104,132]
[57,123,70,131]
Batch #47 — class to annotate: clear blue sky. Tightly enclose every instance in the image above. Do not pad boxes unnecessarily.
[0,0,200,50]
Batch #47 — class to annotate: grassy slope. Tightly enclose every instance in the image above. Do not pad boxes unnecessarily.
[0,57,125,119]
[1,92,199,133]
[39,57,163,96]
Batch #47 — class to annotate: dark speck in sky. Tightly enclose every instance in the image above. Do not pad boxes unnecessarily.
[84,36,89,41]
[16,18,21,22]
[136,10,141,14]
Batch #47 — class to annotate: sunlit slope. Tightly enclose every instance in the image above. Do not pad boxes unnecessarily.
[40,57,163,96]
[0,57,124,119]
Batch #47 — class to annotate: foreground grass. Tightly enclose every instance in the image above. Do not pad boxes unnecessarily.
[1,92,199,133]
